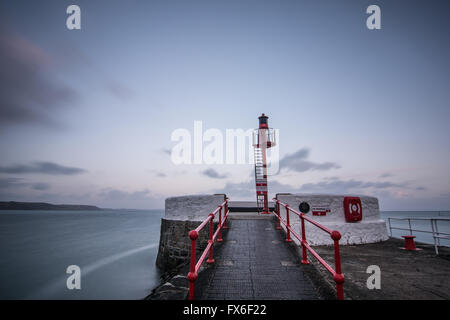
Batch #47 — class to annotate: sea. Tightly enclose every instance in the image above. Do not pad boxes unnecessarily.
[0,209,448,300]
[0,209,164,300]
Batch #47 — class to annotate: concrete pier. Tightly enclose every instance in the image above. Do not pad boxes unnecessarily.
[308,238,450,300]
[150,195,450,300]
[194,214,321,300]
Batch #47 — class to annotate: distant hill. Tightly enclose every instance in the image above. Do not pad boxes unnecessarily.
[0,201,102,211]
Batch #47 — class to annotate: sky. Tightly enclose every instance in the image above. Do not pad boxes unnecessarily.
[0,0,449,210]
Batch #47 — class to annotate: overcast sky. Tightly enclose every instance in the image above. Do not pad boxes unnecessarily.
[0,0,449,210]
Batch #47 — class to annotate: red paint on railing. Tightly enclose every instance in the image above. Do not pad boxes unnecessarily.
[285,205,292,242]
[276,201,282,230]
[217,205,223,242]
[187,198,229,300]
[273,198,345,300]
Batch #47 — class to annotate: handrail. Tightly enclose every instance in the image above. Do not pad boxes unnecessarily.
[387,217,450,255]
[274,198,345,300]
[388,217,450,221]
[187,198,229,300]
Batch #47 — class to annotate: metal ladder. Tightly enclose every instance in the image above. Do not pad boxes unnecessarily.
[254,147,266,212]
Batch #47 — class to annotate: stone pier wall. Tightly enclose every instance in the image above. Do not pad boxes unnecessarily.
[156,194,226,272]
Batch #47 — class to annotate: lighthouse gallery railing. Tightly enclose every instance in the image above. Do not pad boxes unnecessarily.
[187,198,229,300]
[273,198,345,300]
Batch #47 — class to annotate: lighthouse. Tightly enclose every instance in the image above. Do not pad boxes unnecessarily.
[253,113,276,214]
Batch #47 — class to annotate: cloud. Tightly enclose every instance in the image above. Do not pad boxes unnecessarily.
[0,26,78,128]
[149,169,186,178]
[97,188,163,209]
[279,148,340,172]
[106,81,134,100]
[298,178,405,193]
[0,184,163,209]
[0,177,26,189]
[0,177,51,191]
[214,179,297,199]
[99,188,152,201]
[161,148,172,155]
[31,182,51,190]
[215,176,430,210]
[0,162,86,175]
[201,168,229,179]
[220,178,408,199]
[215,180,255,198]
[371,190,450,211]
[51,42,133,102]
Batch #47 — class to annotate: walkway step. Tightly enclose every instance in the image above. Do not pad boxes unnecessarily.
[198,219,320,300]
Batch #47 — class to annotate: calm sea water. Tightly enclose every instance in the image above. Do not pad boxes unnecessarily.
[0,209,164,300]
[1,209,448,300]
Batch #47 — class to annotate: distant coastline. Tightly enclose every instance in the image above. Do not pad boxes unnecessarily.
[0,201,102,211]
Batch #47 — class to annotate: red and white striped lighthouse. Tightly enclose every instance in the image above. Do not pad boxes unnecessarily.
[253,113,276,214]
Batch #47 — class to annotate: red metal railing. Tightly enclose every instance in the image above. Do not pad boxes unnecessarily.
[274,199,345,300]
[187,198,229,300]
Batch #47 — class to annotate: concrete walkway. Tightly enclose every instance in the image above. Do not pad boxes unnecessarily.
[311,238,450,300]
[196,215,321,300]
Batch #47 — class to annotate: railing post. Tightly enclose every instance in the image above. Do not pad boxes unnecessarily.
[331,230,344,300]
[207,213,215,264]
[285,205,292,242]
[300,214,309,264]
[223,200,228,229]
[388,218,392,237]
[218,206,223,242]
[276,200,281,230]
[431,219,438,255]
[187,230,198,300]
[435,219,441,246]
